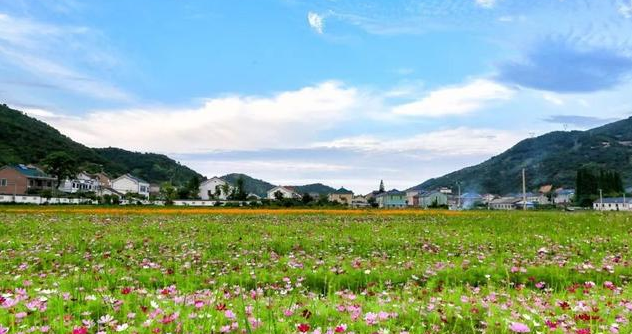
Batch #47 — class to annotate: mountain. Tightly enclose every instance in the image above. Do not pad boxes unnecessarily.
[220,174,337,197]
[295,183,336,195]
[0,104,201,186]
[414,117,632,195]
[220,173,276,197]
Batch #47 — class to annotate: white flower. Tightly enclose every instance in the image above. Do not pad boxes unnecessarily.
[98,314,114,324]
[116,324,129,332]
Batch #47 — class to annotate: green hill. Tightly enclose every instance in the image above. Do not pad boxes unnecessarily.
[294,183,336,195]
[414,117,632,194]
[0,104,201,186]
[220,173,276,197]
[220,174,337,197]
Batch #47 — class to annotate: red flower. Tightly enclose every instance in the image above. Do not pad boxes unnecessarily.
[545,320,558,329]
[297,323,311,333]
[215,303,227,311]
[576,329,590,334]
[121,287,132,295]
[72,327,88,334]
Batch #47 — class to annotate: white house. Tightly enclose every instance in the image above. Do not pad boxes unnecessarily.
[111,174,150,198]
[58,172,101,194]
[267,186,300,200]
[554,189,575,205]
[490,197,520,210]
[593,198,632,211]
[199,177,232,200]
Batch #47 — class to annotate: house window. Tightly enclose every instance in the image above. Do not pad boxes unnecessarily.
[0,179,6,186]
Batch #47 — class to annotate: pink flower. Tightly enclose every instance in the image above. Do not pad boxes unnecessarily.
[535,282,545,289]
[225,309,236,320]
[72,327,88,334]
[0,325,8,334]
[364,312,378,325]
[509,322,530,333]
[334,324,347,332]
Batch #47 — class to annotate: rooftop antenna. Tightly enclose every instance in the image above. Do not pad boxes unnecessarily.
[563,124,568,131]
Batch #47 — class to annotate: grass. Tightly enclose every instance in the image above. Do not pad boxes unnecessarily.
[0,209,631,333]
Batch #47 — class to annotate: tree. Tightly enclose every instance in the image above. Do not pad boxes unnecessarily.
[42,152,78,189]
[301,192,314,204]
[274,190,284,201]
[221,183,232,200]
[379,180,385,193]
[160,182,177,205]
[234,177,248,201]
[186,176,201,199]
[367,197,378,208]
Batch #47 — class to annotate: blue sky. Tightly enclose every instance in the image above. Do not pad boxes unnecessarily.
[2,0,632,193]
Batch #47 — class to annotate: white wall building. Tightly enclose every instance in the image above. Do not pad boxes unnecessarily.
[111,174,150,198]
[199,177,232,200]
[58,172,101,193]
[267,186,300,200]
[593,198,632,211]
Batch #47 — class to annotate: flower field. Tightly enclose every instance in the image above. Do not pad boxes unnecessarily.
[1,210,632,334]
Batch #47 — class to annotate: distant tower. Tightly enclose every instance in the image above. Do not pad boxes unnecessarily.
[379,180,385,193]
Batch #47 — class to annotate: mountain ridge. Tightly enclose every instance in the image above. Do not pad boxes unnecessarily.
[413,116,632,194]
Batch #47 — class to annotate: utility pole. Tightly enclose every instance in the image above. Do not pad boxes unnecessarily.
[522,168,527,211]
[457,181,461,210]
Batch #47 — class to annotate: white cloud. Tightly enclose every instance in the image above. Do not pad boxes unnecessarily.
[475,0,497,8]
[314,127,524,156]
[620,1,632,18]
[542,93,565,106]
[307,12,324,34]
[391,79,514,117]
[33,82,365,153]
[0,13,129,101]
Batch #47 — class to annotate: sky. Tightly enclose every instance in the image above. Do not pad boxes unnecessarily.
[1,0,632,193]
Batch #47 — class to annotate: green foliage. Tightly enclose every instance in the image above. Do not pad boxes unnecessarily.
[576,168,624,206]
[42,151,78,187]
[416,117,632,194]
[0,105,201,186]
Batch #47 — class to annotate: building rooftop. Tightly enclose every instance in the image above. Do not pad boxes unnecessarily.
[595,197,632,204]
[3,164,55,179]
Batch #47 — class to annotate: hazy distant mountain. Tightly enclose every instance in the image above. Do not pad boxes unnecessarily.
[220,174,336,197]
[413,117,632,194]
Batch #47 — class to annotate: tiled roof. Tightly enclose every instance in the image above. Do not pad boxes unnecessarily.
[4,164,55,179]
[595,198,632,204]
[332,187,353,195]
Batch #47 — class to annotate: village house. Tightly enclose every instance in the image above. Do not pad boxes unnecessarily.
[554,189,575,205]
[406,189,421,206]
[419,190,449,208]
[111,174,150,198]
[0,164,56,196]
[593,198,632,211]
[199,177,232,200]
[328,187,354,205]
[490,197,520,210]
[58,172,101,194]
[267,186,301,200]
[351,195,370,208]
[375,189,407,208]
